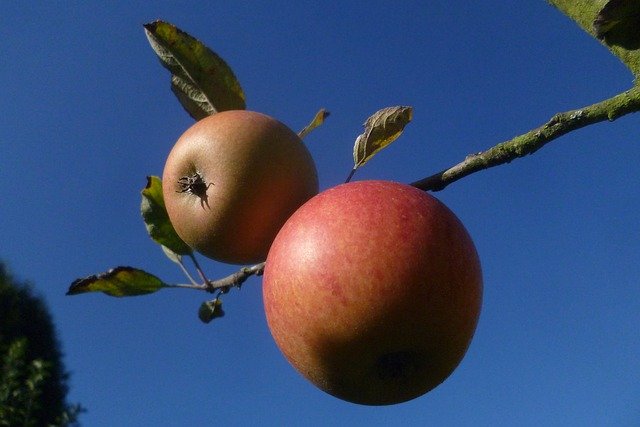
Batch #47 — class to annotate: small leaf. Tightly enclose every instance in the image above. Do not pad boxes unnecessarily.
[144,20,246,118]
[198,299,225,324]
[141,176,193,256]
[67,267,166,297]
[353,106,413,169]
[593,0,640,48]
[298,109,330,139]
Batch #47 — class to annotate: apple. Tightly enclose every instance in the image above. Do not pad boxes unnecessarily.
[262,180,482,405]
[162,110,318,264]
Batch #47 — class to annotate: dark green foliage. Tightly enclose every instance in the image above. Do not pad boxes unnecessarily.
[0,262,82,426]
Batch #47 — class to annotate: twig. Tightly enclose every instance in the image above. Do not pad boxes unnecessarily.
[189,253,210,284]
[411,86,640,192]
[169,262,266,293]
[171,88,640,296]
[204,262,265,293]
[175,257,199,286]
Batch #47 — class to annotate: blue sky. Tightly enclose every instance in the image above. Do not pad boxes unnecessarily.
[2,2,639,426]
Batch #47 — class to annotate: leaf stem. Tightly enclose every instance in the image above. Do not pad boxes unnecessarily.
[411,86,640,192]
[189,253,210,284]
[345,167,357,183]
[175,257,199,286]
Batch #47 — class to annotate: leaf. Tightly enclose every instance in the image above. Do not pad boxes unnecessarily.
[548,0,640,79]
[198,298,225,324]
[298,108,330,139]
[353,106,413,169]
[593,0,640,48]
[141,176,193,256]
[144,20,246,119]
[170,75,212,121]
[67,267,167,297]
[161,244,183,264]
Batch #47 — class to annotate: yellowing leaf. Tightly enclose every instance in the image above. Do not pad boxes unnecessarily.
[353,106,413,169]
[170,75,213,121]
[141,176,193,256]
[298,108,330,139]
[67,267,167,297]
[144,20,246,118]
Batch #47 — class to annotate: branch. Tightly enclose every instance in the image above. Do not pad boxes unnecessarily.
[205,262,265,293]
[411,86,640,192]
[174,88,640,295]
[177,88,640,295]
[171,262,265,293]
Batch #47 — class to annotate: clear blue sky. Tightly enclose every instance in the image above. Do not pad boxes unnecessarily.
[2,2,639,426]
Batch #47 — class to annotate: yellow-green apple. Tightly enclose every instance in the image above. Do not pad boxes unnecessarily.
[162,110,318,264]
[262,180,482,405]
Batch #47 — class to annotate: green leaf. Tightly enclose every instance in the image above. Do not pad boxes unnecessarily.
[353,106,413,169]
[198,298,225,324]
[67,267,167,297]
[548,0,640,79]
[141,176,193,256]
[298,108,330,139]
[143,20,246,118]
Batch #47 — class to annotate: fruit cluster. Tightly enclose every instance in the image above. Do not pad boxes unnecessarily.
[162,110,482,405]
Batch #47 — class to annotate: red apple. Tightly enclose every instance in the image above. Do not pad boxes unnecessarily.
[162,110,318,264]
[263,180,482,405]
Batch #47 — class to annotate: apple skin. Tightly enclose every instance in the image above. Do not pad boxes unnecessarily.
[162,110,318,264]
[262,180,482,405]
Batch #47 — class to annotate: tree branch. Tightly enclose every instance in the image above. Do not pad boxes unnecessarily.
[205,262,265,293]
[411,86,640,192]
[170,262,265,293]
[184,88,640,295]
[175,87,640,297]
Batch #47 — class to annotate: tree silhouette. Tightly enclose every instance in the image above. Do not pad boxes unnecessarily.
[0,262,82,426]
